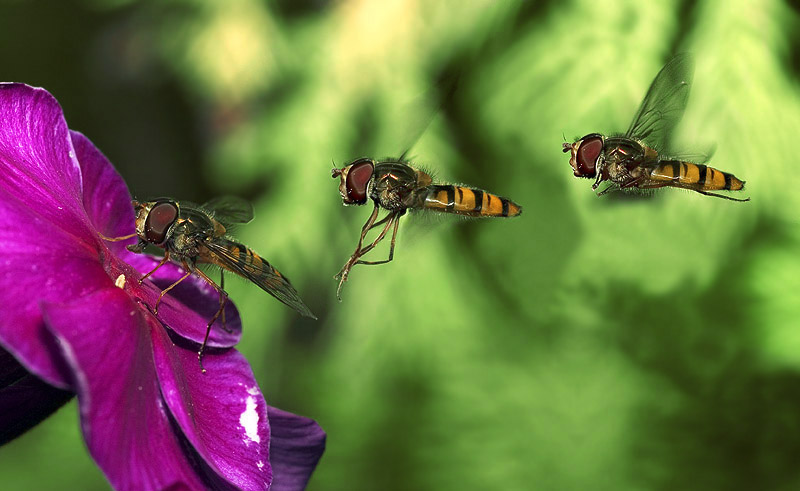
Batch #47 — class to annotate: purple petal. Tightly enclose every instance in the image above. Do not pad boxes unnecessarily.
[123,252,243,348]
[0,192,115,387]
[0,83,93,241]
[267,407,326,491]
[71,130,136,254]
[41,287,207,490]
[0,346,74,444]
[0,85,119,388]
[152,324,271,490]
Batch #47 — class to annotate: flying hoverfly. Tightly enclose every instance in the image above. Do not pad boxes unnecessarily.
[106,196,316,370]
[563,53,749,202]
[331,157,522,299]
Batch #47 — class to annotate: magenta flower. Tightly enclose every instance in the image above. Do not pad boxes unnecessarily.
[0,84,325,490]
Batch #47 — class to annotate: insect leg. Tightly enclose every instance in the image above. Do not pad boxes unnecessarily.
[219,271,231,333]
[591,163,606,190]
[356,211,402,266]
[186,263,229,373]
[690,189,751,202]
[366,212,393,231]
[354,203,381,253]
[335,211,400,299]
[596,183,619,197]
[140,251,171,284]
[619,175,649,189]
[153,266,192,315]
[335,203,380,298]
[349,216,393,260]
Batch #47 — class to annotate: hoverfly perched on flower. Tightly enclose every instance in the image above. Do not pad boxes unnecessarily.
[105,196,316,370]
[563,53,749,202]
[332,157,522,299]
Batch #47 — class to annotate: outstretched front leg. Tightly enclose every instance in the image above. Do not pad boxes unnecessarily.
[335,210,402,300]
[335,203,380,299]
[336,204,408,299]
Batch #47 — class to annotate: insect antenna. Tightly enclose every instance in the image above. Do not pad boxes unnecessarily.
[331,158,343,178]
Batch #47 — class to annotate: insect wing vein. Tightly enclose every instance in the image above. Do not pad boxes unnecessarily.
[204,240,316,319]
[625,53,694,151]
[201,196,255,226]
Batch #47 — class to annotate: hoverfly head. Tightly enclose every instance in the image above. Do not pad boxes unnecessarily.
[335,158,375,205]
[567,134,604,179]
[134,199,179,246]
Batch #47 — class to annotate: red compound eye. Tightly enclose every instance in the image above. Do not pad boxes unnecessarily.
[344,159,374,204]
[574,135,603,178]
[144,201,178,244]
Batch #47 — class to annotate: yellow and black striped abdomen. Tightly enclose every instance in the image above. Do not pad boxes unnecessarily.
[648,161,745,191]
[421,185,522,217]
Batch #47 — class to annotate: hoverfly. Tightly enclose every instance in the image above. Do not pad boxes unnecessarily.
[106,196,316,370]
[563,53,749,202]
[332,158,522,299]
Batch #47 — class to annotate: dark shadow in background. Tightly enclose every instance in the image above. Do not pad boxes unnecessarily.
[271,0,334,19]
[436,47,582,322]
[781,0,800,80]
[609,218,800,489]
[670,0,702,56]
[351,365,436,491]
[0,0,211,202]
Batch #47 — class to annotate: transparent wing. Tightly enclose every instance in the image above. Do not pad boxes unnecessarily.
[663,143,716,163]
[626,53,694,151]
[175,202,218,237]
[203,239,317,319]
[351,71,460,163]
[396,72,461,162]
[201,196,254,226]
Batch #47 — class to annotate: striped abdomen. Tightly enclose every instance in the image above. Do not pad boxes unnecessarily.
[648,161,745,191]
[421,185,522,217]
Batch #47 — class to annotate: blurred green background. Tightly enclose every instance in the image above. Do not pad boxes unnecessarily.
[2,0,800,489]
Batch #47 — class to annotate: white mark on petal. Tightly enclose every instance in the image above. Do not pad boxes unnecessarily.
[240,388,261,444]
[115,274,126,289]
[257,461,264,470]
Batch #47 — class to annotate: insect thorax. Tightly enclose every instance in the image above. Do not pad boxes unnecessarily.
[600,137,655,182]
[370,161,422,211]
[166,220,204,261]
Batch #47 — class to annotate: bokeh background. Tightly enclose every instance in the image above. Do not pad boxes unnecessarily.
[2,0,800,489]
